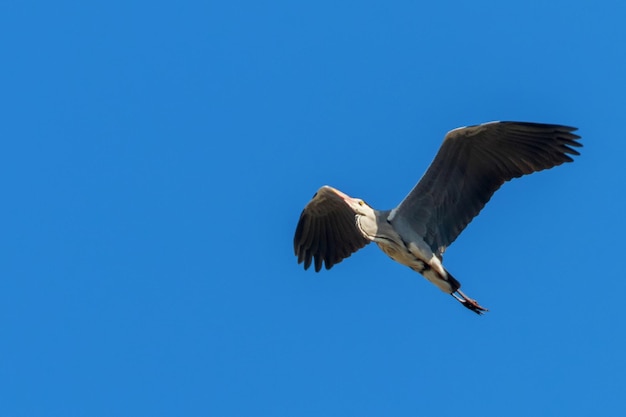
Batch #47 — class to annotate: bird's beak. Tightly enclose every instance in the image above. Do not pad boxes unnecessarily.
[327,186,350,200]
[324,186,366,211]
[325,186,356,204]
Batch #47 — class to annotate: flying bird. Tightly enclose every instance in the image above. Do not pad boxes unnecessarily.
[293,121,581,314]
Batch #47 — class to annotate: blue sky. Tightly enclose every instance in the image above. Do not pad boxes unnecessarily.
[2,0,625,416]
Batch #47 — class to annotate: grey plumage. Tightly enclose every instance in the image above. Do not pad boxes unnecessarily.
[294,187,370,271]
[293,121,581,314]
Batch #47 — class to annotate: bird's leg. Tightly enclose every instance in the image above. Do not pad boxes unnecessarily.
[452,289,488,315]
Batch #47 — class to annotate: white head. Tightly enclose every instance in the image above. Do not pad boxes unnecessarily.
[328,187,379,240]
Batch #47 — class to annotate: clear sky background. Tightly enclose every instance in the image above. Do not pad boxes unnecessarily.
[2,1,625,416]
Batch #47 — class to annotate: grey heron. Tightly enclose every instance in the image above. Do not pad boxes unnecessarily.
[293,121,581,314]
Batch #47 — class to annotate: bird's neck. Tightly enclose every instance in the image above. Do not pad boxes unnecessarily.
[357,209,397,242]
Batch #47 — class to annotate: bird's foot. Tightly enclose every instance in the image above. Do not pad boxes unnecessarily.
[452,289,488,315]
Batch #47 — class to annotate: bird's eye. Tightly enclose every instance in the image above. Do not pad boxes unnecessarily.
[358,200,364,206]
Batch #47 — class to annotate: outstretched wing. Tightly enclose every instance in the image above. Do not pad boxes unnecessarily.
[390,121,582,256]
[294,186,370,272]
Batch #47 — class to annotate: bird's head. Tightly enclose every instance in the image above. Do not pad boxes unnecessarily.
[325,186,374,217]
[349,197,375,218]
[325,186,378,239]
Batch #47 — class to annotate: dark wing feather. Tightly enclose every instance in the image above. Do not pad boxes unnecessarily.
[390,121,581,255]
[294,186,370,272]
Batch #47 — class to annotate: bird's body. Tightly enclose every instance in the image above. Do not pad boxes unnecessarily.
[293,121,581,314]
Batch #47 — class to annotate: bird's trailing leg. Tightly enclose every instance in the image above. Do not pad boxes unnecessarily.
[452,289,488,315]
